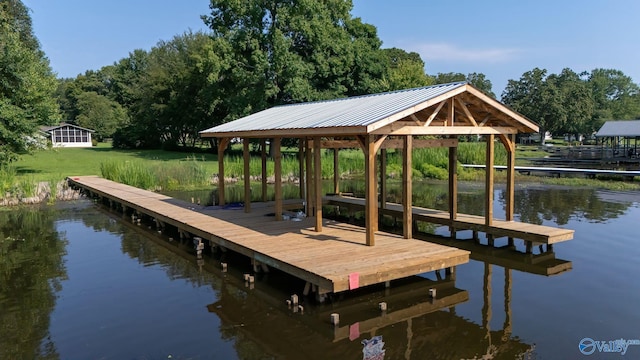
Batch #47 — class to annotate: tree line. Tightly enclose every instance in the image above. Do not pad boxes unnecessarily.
[2,0,640,167]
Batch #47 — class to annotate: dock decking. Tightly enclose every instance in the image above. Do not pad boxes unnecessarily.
[324,195,574,245]
[67,176,469,296]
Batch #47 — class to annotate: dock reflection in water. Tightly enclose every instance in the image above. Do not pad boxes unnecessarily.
[10,184,640,360]
[110,204,565,359]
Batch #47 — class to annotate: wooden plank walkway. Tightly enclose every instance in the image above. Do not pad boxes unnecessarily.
[67,176,469,295]
[324,195,574,245]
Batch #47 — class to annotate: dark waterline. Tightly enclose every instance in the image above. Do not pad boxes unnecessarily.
[1,183,639,359]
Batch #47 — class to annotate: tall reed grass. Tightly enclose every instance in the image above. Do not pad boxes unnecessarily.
[223,142,508,181]
[0,166,17,196]
[100,156,210,190]
[94,142,513,191]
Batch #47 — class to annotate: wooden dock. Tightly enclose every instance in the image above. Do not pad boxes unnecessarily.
[67,176,469,298]
[324,195,574,247]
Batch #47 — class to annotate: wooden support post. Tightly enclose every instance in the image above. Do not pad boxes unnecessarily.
[485,134,494,226]
[402,136,412,239]
[445,266,456,281]
[299,139,305,199]
[380,148,387,210]
[449,137,458,221]
[364,135,377,246]
[217,137,229,206]
[333,148,340,194]
[314,137,322,232]
[274,137,283,221]
[372,146,379,233]
[305,138,313,217]
[447,98,454,126]
[243,138,251,213]
[261,139,267,202]
[506,134,516,221]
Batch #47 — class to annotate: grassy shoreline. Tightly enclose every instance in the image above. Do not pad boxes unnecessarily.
[2,143,638,206]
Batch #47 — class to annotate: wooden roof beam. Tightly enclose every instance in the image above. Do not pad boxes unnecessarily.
[456,97,478,126]
[425,101,447,127]
[464,84,539,132]
[320,138,458,149]
[373,125,518,136]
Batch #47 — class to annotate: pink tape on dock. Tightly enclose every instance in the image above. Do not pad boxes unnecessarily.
[349,322,360,341]
[348,272,359,290]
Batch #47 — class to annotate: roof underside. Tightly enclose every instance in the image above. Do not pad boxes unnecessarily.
[596,120,640,137]
[200,82,538,138]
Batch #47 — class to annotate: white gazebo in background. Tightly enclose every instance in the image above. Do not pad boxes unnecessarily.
[41,123,94,148]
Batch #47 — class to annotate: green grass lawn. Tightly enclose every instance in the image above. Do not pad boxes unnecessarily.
[13,143,219,183]
[8,142,639,194]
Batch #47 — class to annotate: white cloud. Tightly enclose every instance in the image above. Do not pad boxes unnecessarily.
[412,43,522,64]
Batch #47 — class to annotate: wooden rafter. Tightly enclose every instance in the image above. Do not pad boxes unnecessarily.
[456,97,478,126]
[424,101,447,127]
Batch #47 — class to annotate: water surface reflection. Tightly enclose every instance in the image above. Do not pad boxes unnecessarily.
[1,181,639,358]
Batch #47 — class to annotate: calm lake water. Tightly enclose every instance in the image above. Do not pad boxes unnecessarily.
[1,182,639,359]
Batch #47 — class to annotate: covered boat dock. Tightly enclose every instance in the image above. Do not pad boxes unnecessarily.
[200,82,574,249]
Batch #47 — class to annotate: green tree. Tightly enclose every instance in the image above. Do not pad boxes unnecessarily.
[202,0,386,123]
[379,48,433,90]
[0,0,60,165]
[75,91,128,141]
[504,68,599,142]
[588,68,640,122]
[114,31,226,149]
[547,69,594,138]
[55,69,114,122]
[434,72,495,98]
[502,68,560,143]
[466,72,495,98]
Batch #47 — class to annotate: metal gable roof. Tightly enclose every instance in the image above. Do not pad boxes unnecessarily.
[40,122,95,133]
[200,82,467,136]
[596,120,640,137]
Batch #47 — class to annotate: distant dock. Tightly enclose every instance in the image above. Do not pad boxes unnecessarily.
[463,164,640,181]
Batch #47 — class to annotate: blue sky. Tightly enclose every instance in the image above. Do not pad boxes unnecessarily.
[24,0,640,97]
